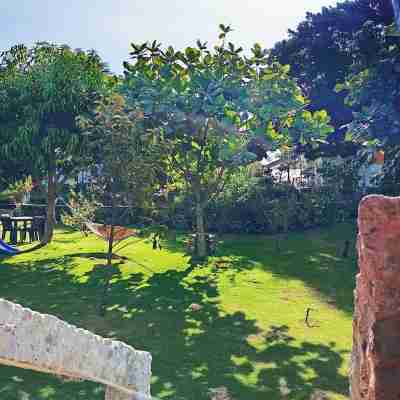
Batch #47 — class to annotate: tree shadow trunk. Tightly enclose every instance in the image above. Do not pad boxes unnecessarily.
[98,210,115,317]
[42,151,57,244]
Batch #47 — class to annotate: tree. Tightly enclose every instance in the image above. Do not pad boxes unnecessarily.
[0,155,34,193]
[77,94,162,314]
[333,2,400,144]
[336,23,400,144]
[0,176,34,207]
[123,26,333,258]
[333,4,400,195]
[271,0,394,136]
[0,43,109,243]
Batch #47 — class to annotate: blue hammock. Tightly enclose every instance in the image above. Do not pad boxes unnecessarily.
[0,239,19,255]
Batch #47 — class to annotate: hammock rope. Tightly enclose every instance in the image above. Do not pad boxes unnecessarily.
[85,222,139,243]
[0,198,155,258]
[57,198,141,246]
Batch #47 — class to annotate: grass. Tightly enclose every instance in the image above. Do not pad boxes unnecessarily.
[0,223,357,400]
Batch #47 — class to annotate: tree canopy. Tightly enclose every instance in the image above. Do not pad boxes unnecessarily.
[0,43,109,242]
[271,0,394,139]
[77,93,162,213]
[123,26,333,257]
[336,20,400,144]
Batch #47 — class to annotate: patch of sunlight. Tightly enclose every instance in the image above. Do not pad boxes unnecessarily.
[184,327,205,337]
[185,317,203,326]
[191,364,208,379]
[158,391,175,399]
[66,262,96,283]
[107,304,121,311]
[117,305,129,313]
[38,386,56,398]
[231,355,249,366]
[233,369,258,387]
[159,382,175,398]
[119,263,149,279]
[325,391,349,400]
[17,390,30,400]
[298,365,318,381]
[319,252,341,261]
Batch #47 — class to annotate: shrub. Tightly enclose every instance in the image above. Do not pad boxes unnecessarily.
[166,164,358,235]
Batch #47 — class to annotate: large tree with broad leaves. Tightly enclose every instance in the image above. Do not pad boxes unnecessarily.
[123,26,333,258]
[0,43,109,243]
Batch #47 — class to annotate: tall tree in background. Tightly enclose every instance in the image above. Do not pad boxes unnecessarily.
[123,26,333,258]
[336,22,400,144]
[77,94,162,315]
[335,4,400,193]
[0,43,109,243]
[271,0,394,138]
[0,158,33,193]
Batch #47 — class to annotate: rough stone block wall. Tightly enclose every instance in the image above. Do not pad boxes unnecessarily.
[0,298,152,399]
[351,195,400,400]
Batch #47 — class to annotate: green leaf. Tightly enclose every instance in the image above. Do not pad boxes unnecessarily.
[385,23,400,37]
[282,64,291,74]
[191,141,201,150]
[334,83,346,93]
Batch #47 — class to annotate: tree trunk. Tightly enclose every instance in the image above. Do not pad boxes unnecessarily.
[43,152,57,244]
[194,190,207,258]
[393,0,400,31]
[106,217,115,266]
[99,208,115,317]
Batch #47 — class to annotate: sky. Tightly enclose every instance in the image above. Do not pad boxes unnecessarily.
[1,0,339,74]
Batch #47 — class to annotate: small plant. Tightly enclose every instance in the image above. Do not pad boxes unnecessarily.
[0,176,34,204]
[61,191,98,234]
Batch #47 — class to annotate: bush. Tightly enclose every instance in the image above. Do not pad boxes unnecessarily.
[165,165,358,235]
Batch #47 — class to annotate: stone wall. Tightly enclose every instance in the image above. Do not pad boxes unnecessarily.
[351,195,400,400]
[0,298,152,399]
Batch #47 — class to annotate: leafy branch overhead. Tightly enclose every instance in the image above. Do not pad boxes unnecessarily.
[124,25,332,160]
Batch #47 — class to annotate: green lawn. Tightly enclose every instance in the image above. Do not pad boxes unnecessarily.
[0,224,357,400]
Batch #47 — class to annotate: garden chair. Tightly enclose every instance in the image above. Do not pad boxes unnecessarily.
[18,221,30,243]
[9,219,31,244]
[28,217,45,242]
[1,216,13,242]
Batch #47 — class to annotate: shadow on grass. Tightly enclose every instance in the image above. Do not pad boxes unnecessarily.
[203,224,358,316]
[255,325,349,398]
[0,244,349,400]
[0,256,105,399]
